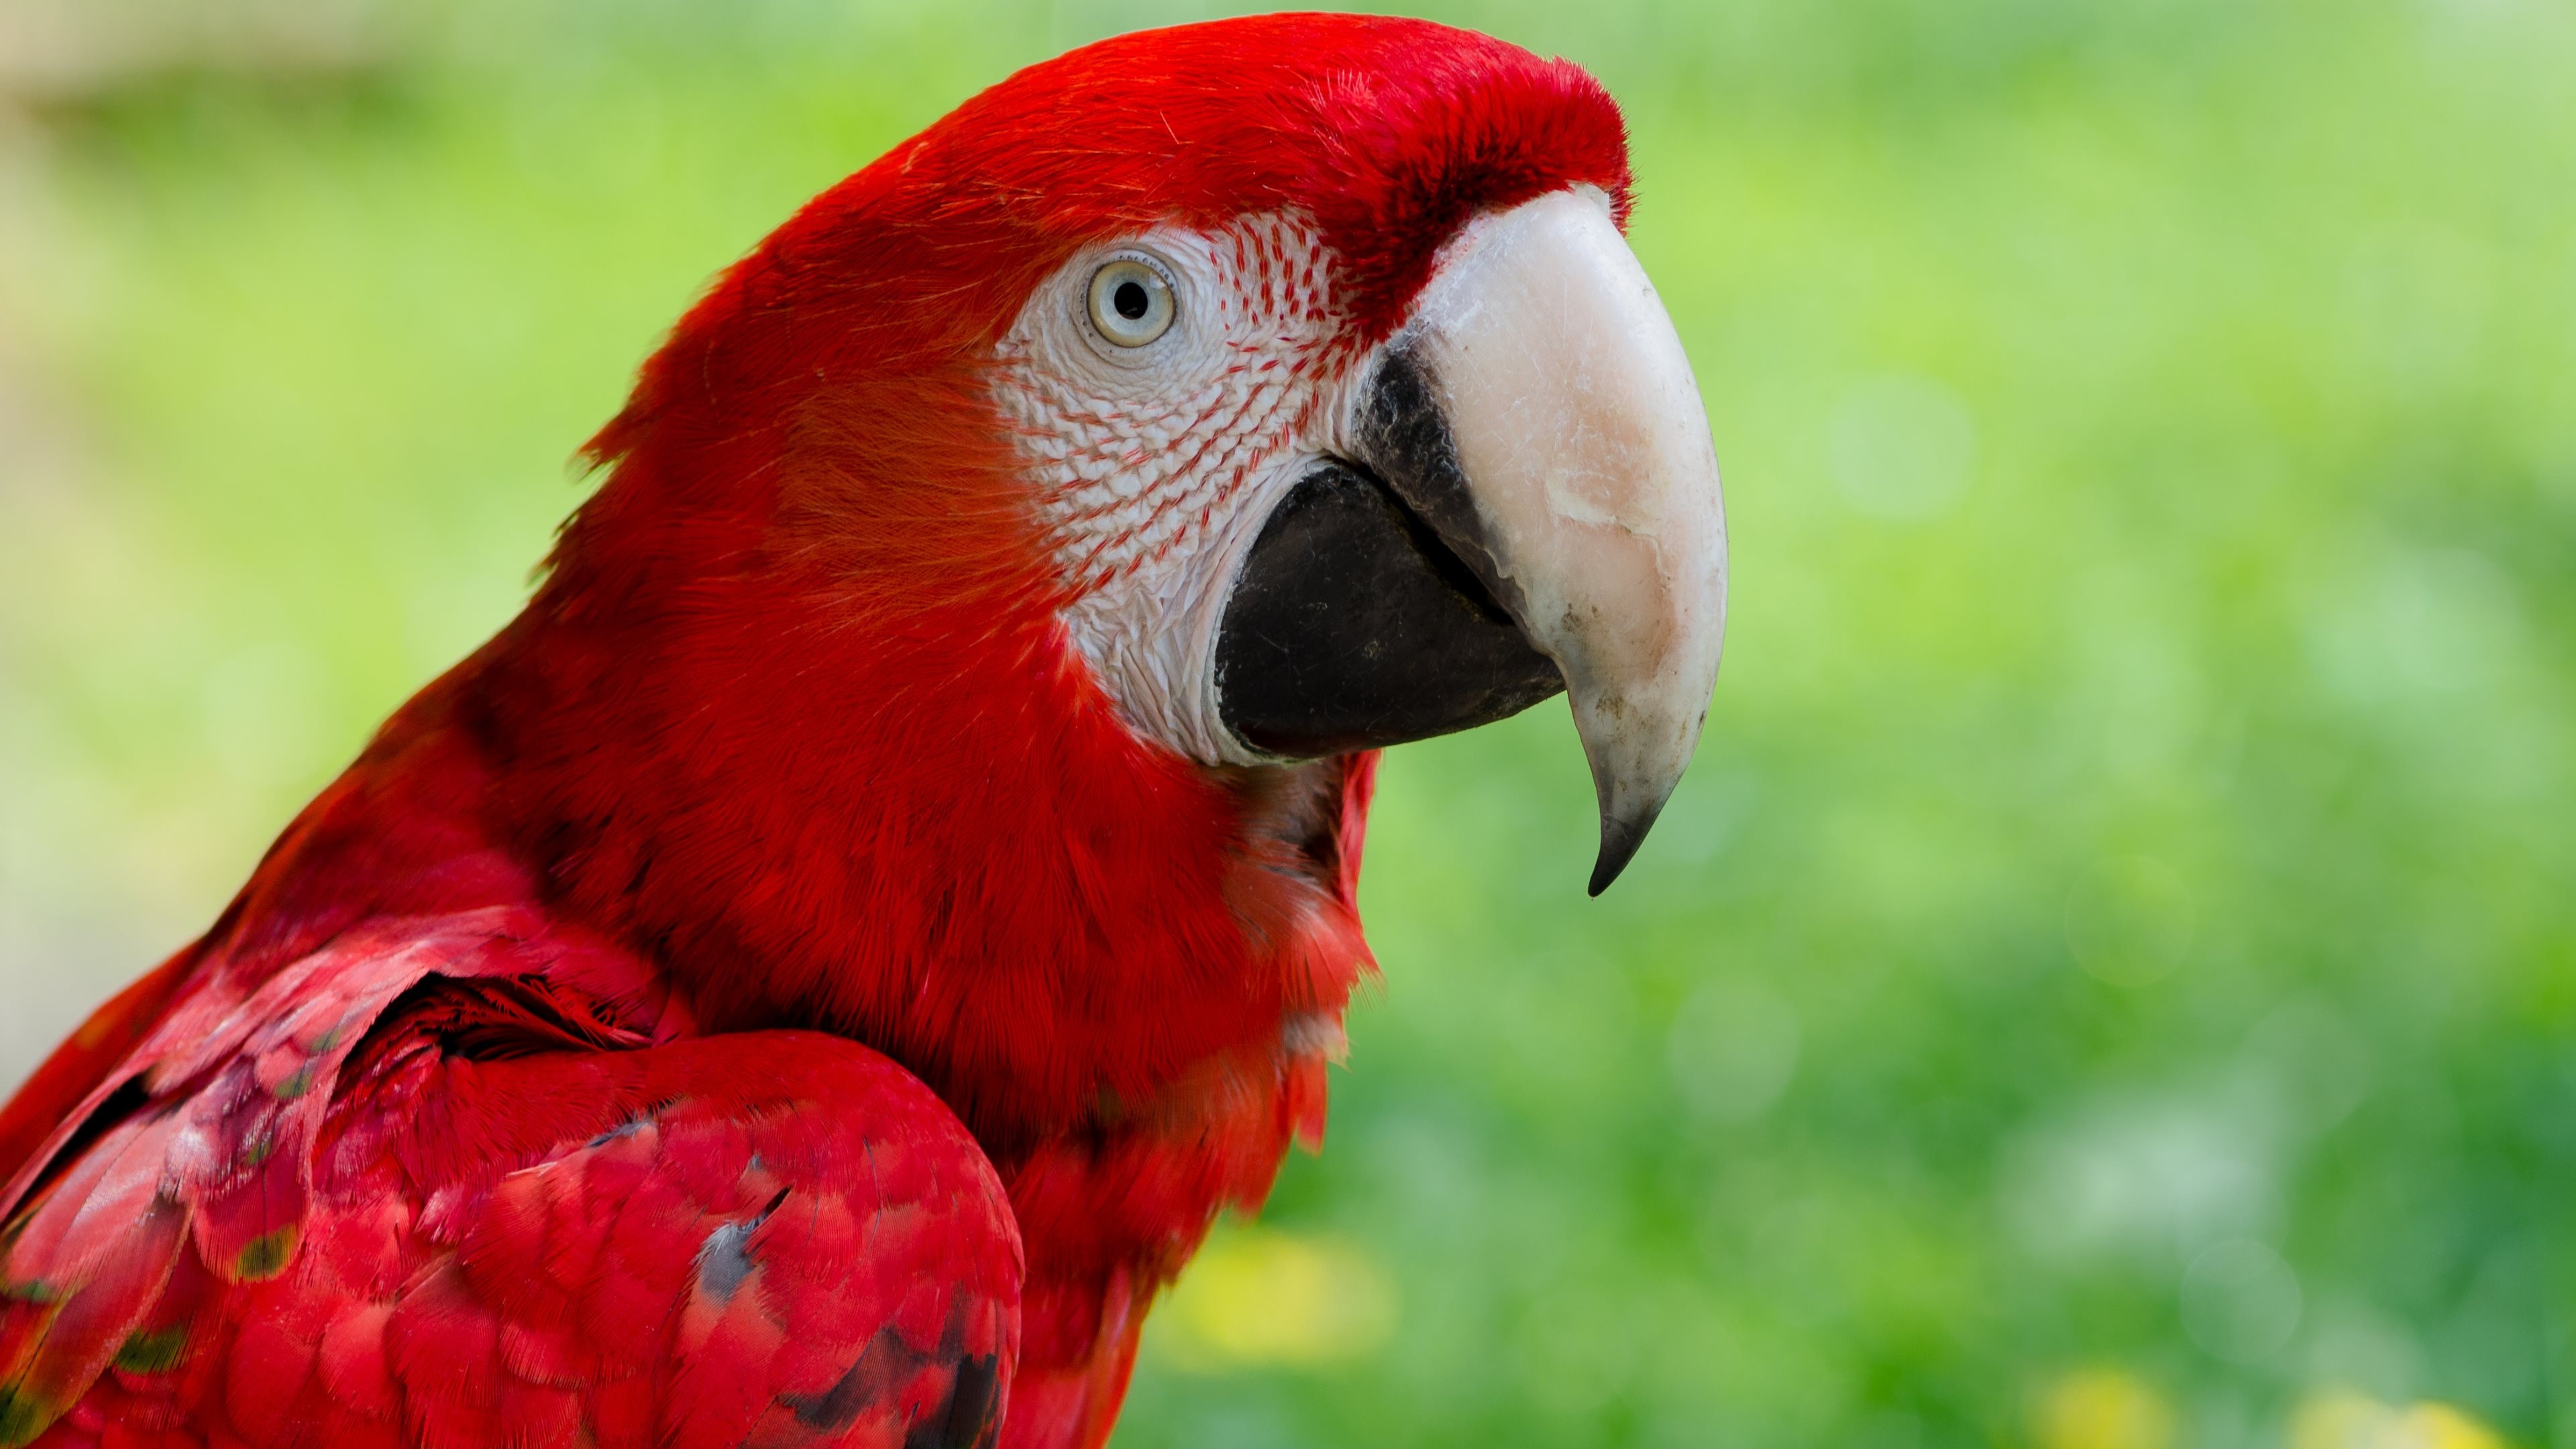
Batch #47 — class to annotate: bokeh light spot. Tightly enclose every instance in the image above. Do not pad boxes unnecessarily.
[2180,1238,2302,1364]
[1152,1226,1397,1371]
[2031,1366,2175,1449]
[2290,1389,2508,1449]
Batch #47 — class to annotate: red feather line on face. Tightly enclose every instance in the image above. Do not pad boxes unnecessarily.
[0,16,1627,1449]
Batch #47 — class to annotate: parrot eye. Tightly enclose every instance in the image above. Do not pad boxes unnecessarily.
[1087,257,1176,347]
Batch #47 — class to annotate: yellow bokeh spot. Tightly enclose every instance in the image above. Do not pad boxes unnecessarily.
[2033,1368,2176,1449]
[2290,1390,2509,1449]
[2409,1404,2511,1449]
[1154,1226,1398,1371]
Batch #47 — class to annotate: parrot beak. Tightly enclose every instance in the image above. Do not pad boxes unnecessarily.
[1215,187,1728,894]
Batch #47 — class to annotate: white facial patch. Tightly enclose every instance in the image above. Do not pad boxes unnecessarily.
[993,213,1362,765]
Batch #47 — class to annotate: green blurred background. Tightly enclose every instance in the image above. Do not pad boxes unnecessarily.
[1,0,2571,1444]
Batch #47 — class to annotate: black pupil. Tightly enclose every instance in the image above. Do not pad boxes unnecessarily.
[1112,280,1152,321]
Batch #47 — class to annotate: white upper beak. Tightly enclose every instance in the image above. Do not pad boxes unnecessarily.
[1377,188,1729,892]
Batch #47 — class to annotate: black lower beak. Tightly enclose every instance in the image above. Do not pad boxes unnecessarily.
[1212,459,1564,759]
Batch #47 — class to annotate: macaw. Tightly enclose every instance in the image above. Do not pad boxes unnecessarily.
[0,15,1725,1449]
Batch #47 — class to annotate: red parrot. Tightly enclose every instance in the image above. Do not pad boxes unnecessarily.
[0,15,1725,1449]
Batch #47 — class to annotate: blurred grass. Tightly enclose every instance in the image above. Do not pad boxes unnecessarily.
[1,1,2572,1446]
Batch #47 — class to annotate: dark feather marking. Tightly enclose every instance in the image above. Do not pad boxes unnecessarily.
[234,1227,297,1281]
[2,1075,150,1236]
[354,974,651,1073]
[113,1324,188,1375]
[586,1118,649,1149]
[780,1328,921,1432]
[695,1187,791,1307]
[0,1385,52,1449]
[906,1354,1002,1449]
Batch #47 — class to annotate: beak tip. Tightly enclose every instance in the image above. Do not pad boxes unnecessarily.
[1586,804,1662,897]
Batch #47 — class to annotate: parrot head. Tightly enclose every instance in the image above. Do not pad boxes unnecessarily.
[470,14,1725,1140]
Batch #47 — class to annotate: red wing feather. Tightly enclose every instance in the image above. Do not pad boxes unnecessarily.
[0,924,1020,1449]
